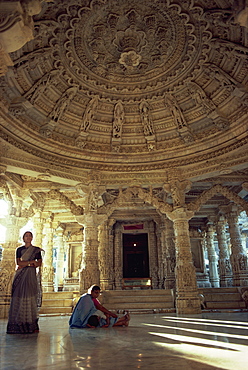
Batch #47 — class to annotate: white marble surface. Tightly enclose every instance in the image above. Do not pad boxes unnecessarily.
[1,312,248,370]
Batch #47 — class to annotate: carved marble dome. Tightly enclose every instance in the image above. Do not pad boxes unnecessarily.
[0,0,248,213]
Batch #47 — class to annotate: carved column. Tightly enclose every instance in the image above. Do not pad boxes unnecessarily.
[55,225,65,291]
[32,211,44,247]
[64,243,70,279]
[99,218,114,290]
[227,206,248,286]
[42,214,54,292]
[148,220,159,288]
[0,214,26,318]
[216,216,232,287]
[167,208,201,314]
[164,216,176,289]
[113,222,122,290]
[205,223,220,287]
[76,211,106,293]
[155,219,164,288]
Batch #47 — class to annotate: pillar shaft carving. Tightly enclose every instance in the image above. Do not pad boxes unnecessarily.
[227,209,248,286]
[155,220,163,289]
[32,211,44,247]
[163,217,176,289]
[216,217,232,287]
[55,226,65,291]
[167,208,201,314]
[206,224,220,288]
[99,219,114,290]
[42,215,54,292]
[113,222,122,290]
[76,210,108,292]
[0,214,27,318]
[148,220,159,288]
[79,223,100,292]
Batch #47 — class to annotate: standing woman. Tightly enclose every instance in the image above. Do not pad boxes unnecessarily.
[7,231,43,334]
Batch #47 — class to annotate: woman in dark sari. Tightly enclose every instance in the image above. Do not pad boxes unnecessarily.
[6,231,43,334]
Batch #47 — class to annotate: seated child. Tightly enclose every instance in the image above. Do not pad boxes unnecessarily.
[87,311,110,328]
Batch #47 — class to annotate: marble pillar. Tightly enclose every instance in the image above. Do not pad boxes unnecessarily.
[99,219,114,290]
[32,211,44,248]
[55,225,65,291]
[148,220,159,289]
[42,215,55,292]
[167,208,201,314]
[155,220,164,289]
[0,215,27,318]
[206,223,220,287]
[113,222,122,290]
[164,217,176,289]
[216,216,233,287]
[227,207,248,286]
[76,213,101,293]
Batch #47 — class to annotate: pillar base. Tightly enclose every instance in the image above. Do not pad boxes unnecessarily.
[42,282,54,292]
[0,292,11,319]
[176,296,202,315]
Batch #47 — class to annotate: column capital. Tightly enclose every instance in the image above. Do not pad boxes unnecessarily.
[163,179,192,208]
[75,213,107,227]
[166,207,194,222]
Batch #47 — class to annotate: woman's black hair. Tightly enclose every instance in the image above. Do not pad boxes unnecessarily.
[23,231,33,240]
[90,284,101,292]
[87,315,99,327]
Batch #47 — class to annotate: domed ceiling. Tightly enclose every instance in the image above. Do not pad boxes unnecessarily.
[0,0,248,199]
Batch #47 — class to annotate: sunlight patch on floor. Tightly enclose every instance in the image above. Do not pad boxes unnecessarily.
[150,332,248,370]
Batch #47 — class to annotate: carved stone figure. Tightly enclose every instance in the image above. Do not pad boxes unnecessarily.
[80,97,98,132]
[139,100,154,136]
[50,86,78,123]
[188,83,216,113]
[112,101,125,138]
[165,94,187,129]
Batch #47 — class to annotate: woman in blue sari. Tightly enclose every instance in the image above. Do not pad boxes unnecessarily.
[7,231,43,334]
[69,285,130,328]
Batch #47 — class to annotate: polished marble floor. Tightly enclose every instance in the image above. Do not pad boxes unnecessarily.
[0,311,248,370]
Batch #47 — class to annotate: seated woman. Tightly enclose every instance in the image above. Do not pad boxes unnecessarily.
[69,284,130,328]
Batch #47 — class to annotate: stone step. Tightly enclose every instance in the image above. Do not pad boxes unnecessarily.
[202,293,242,302]
[103,295,173,304]
[39,306,72,315]
[206,301,246,309]
[105,301,174,310]
[43,292,74,299]
[102,289,173,296]
[200,287,241,294]
[42,298,72,307]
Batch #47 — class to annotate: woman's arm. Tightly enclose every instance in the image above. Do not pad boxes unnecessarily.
[93,300,118,318]
[16,258,42,268]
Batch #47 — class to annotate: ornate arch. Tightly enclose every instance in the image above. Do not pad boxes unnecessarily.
[187,184,248,214]
[46,189,84,215]
[98,186,172,217]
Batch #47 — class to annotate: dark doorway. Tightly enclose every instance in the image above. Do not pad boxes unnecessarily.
[123,233,149,278]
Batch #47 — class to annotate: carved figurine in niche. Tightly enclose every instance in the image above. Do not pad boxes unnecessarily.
[205,66,238,92]
[50,86,78,123]
[187,83,216,113]
[139,100,154,136]
[165,94,187,129]
[87,186,99,212]
[80,96,98,132]
[13,47,51,70]
[112,101,125,138]
[24,69,61,104]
